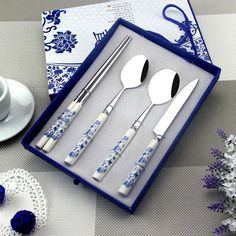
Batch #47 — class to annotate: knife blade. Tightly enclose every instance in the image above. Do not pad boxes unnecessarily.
[118,79,199,196]
[153,78,199,137]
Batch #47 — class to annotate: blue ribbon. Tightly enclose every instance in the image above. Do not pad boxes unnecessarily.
[162,4,198,56]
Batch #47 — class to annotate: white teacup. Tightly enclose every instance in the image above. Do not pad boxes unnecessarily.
[0,76,11,121]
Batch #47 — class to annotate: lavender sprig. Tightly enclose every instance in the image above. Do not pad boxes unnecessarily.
[211,148,224,159]
[208,202,225,213]
[203,175,221,189]
[216,129,228,140]
[213,224,229,235]
[207,160,226,172]
[204,129,236,235]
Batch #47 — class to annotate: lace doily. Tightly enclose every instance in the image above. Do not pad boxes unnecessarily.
[0,169,47,235]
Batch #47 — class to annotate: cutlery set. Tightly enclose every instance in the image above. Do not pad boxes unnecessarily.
[36,35,199,196]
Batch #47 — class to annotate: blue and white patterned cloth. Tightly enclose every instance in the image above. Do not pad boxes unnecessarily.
[42,0,211,96]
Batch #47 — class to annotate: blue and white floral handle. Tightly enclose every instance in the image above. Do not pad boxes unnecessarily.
[40,102,82,153]
[93,128,136,181]
[118,137,160,196]
[64,112,108,166]
[36,101,81,149]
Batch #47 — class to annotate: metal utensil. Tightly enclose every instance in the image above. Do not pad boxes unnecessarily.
[93,69,180,181]
[36,35,132,152]
[64,55,149,166]
[118,79,199,196]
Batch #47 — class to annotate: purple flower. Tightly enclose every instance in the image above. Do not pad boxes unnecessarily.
[204,129,236,234]
[216,128,227,140]
[51,31,78,53]
[208,202,225,212]
[203,175,221,189]
[211,148,223,158]
[213,224,229,235]
[207,160,226,172]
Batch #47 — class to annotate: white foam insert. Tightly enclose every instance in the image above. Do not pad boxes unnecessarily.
[31,25,214,208]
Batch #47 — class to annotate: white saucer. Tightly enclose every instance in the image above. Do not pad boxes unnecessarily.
[0,79,35,142]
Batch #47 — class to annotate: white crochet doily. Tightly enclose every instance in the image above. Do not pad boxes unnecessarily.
[0,169,47,235]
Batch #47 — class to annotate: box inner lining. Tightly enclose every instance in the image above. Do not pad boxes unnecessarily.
[30,25,214,208]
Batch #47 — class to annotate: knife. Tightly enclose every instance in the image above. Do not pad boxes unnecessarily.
[118,79,199,196]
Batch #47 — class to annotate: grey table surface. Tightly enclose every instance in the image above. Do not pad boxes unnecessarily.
[0,1,236,235]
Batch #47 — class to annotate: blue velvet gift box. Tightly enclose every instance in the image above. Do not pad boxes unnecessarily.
[22,19,221,213]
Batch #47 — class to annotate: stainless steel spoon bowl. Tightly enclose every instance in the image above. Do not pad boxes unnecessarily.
[148,68,180,105]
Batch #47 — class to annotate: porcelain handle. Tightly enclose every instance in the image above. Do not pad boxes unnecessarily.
[41,102,82,153]
[118,138,159,196]
[64,112,108,166]
[36,101,79,149]
[92,128,136,181]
